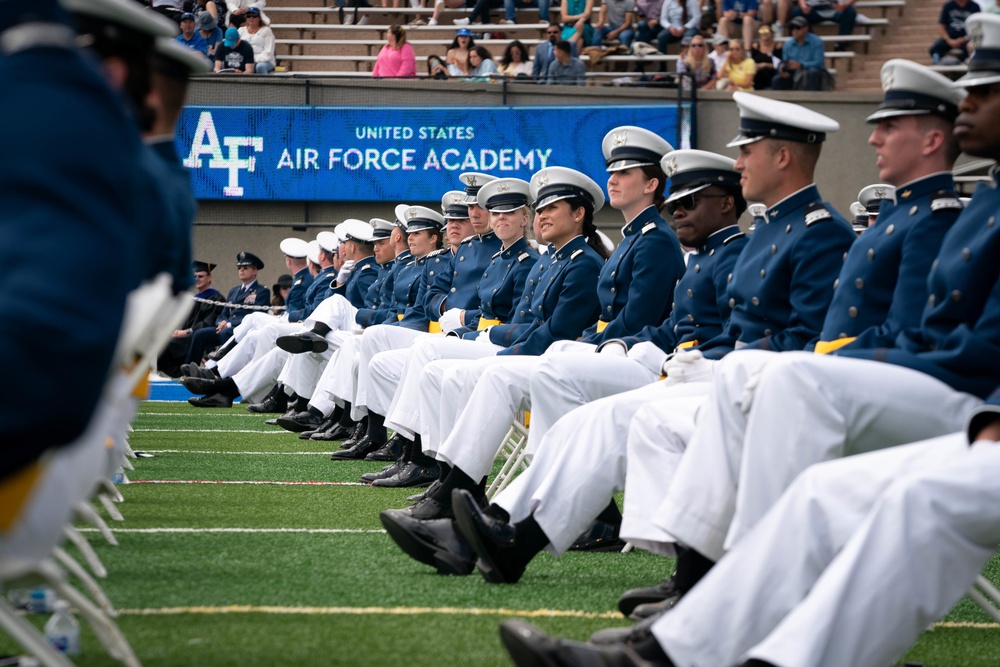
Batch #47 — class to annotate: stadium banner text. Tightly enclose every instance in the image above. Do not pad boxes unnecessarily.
[177,105,688,201]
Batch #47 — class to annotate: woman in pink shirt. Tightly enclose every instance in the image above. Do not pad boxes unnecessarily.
[372,25,416,77]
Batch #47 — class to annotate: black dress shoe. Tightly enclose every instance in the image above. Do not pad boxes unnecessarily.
[188,393,233,408]
[331,435,378,460]
[407,478,441,503]
[246,393,287,414]
[330,420,366,447]
[403,496,452,520]
[310,421,354,442]
[451,489,523,584]
[500,619,657,667]
[181,375,217,395]
[379,512,476,576]
[299,416,335,440]
[365,433,406,461]
[181,363,217,380]
[617,576,681,618]
[276,410,324,433]
[370,461,440,488]
[630,594,683,621]
[569,519,627,552]
[590,608,664,646]
[276,330,329,354]
[360,462,400,483]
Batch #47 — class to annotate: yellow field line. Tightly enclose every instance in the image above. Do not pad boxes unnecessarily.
[116,605,623,619]
[111,606,1000,628]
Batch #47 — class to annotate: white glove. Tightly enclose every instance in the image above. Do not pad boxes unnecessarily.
[439,308,465,333]
[476,327,493,344]
[626,341,669,375]
[663,349,715,384]
[336,260,356,284]
[597,340,628,357]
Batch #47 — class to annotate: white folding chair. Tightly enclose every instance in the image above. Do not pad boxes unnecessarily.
[969,575,1000,623]
[486,411,531,500]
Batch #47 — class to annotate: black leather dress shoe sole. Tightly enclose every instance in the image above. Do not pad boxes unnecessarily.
[617,577,680,618]
[276,331,329,354]
[379,512,475,576]
[451,489,522,584]
[181,376,217,395]
[188,393,233,408]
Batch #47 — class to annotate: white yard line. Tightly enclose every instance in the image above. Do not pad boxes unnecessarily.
[76,527,382,534]
[128,479,367,486]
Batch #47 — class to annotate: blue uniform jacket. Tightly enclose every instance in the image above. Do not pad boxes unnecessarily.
[397,250,450,330]
[838,170,1000,399]
[147,139,196,294]
[496,236,604,356]
[341,255,378,308]
[282,265,316,322]
[820,173,961,350]
[700,184,857,358]
[218,280,271,329]
[425,231,503,320]
[1,34,150,474]
[356,250,411,327]
[483,248,555,345]
[454,237,538,335]
[302,265,339,317]
[614,226,748,351]
[580,206,685,345]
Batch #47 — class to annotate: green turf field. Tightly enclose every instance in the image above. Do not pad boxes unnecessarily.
[4,401,998,666]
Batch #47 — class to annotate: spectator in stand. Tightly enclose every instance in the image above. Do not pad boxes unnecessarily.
[560,0,596,53]
[709,31,728,69]
[592,0,637,46]
[238,7,275,74]
[929,0,981,63]
[772,14,826,89]
[214,27,255,73]
[271,274,293,314]
[634,0,665,46]
[176,12,209,56]
[500,40,534,77]
[717,0,759,51]
[779,0,857,52]
[227,0,268,28]
[427,53,451,78]
[151,0,186,22]
[197,12,224,58]
[195,0,221,21]
[454,0,504,25]
[676,34,717,88]
[372,24,417,77]
[716,37,755,89]
[656,0,700,54]
[533,24,562,78]
[750,23,781,89]
[446,28,475,75]
[504,0,552,25]
[426,0,464,26]
[545,39,587,83]
[468,45,501,78]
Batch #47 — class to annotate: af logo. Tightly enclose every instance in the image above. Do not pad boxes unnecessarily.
[182,111,264,197]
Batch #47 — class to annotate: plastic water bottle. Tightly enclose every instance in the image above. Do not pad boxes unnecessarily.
[44,600,80,656]
[26,587,57,614]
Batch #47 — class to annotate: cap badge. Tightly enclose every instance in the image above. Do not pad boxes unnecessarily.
[497,182,510,193]
[880,65,894,91]
[406,209,418,220]
[537,173,549,187]
[664,156,679,178]
[238,252,246,261]
[613,130,628,147]
[969,22,984,49]
[874,187,887,199]
[467,175,478,187]
[450,193,463,203]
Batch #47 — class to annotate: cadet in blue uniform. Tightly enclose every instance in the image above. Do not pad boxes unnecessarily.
[425,173,503,331]
[853,182,895,233]
[503,17,1000,666]
[185,251,269,364]
[0,0,169,481]
[578,126,684,344]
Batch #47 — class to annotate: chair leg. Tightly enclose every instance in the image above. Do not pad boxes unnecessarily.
[969,575,1000,623]
[0,600,77,667]
[51,547,118,618]
[62,527,108,578]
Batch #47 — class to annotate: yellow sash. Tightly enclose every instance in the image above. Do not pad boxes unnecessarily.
[131,373,151,400]
[477,318,501,331]
[814,337,856,355]
[428,321,442,333]
[397,314,404,321]
[676,340,698,349]
[0,460,42,532]
[596,320,609,333]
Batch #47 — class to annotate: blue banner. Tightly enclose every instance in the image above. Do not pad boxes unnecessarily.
[177,105,688,201]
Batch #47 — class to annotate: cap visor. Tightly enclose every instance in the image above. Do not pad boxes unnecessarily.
[726,133,765,148]
[865,108,932,123]
[953,70,1000,88]
[665,183,712,204]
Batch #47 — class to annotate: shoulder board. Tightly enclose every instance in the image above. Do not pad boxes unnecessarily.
[517,251,532,263]
[641,221,658,235]
[570,248,584,260]
[723,232,746,245]
[359,264,371,271]
[427,248,447,257]
[929,192,963,212]
[804,203,833,227]
[293,279,302,286]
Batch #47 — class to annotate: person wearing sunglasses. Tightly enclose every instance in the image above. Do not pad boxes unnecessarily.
[676,36,717,89]
[533,24,578,79]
